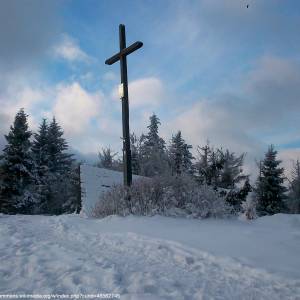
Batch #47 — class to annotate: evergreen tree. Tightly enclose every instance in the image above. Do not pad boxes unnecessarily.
[98,147,117,170]
[195,143,247,190]
[182,143,194,175]
[288,160,300,213]
[43,117,76,214]
[130,133,141,175]
[0,109,36,213]
[226,177,252,212]
[31,119,50,213]
[140,114,168,177]
[255,145,287,216]
[168,131,194,175]
[32,119,49,172]
[195,143,212,184]
[218,149,246,189]
[47,117,73,174]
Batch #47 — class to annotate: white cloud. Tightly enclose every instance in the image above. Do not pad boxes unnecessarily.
[53,82,102,135]
[53,34,90,63]
[112,77,165,108]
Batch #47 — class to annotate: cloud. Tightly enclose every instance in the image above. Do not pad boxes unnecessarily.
[0,0,61,71]
[244,56,300,131]
[53,34,90,63]
[160,55,300,178]
[0,73,51,137]
[147,0,300,90]
[53,82,102,135]
[112,77,165,109]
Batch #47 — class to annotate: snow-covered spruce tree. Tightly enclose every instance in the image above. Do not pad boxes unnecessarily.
[218,149,249,211]
[97,147,117,170]
[183,142,194,175]
[218,149,247,189]
[255,145,287,216]
[47,118,73,174]
[139,114,169,177]
[130,133,141,175]
[194,144,224,187]
[168,131,194,176]
[0,109,37,214]
[31,118,50,212]
[225,177,252,212]
[32,119,49,171]
[287,160,300,213]
[194,143,212,184]
[195,143,249,212]
[44,117,78,214]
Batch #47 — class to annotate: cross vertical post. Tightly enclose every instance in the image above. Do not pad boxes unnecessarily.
[105,24,143,187]
[119,24,132,187]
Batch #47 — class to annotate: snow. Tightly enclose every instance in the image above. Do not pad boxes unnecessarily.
[0,213,299,299]
[80,164,144,216]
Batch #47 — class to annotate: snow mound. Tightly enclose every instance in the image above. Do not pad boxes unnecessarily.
[0,214,299,299]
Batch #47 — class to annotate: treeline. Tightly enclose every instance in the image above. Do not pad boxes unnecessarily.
[0,109,81,215]
[1,109,299,217]
[98,113,300,216]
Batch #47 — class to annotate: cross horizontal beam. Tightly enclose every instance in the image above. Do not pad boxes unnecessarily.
[105,41,143,65]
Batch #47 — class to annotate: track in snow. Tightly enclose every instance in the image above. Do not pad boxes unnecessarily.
[0,214,299,300]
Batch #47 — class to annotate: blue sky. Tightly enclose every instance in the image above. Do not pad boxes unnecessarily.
[0,0,300,174]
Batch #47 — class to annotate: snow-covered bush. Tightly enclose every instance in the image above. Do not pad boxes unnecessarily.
[91,178,163,218]
[241,192,257,220]
[183,185,231,218]
[92,174,231,219]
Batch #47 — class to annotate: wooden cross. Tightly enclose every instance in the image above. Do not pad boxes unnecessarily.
[105,24,143,186]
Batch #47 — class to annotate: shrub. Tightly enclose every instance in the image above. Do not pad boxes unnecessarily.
[92,175,232,219]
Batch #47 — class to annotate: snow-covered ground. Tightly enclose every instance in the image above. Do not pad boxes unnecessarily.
[0,213,299,299]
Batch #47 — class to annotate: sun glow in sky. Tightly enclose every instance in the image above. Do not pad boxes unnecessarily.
[0,0,299,174]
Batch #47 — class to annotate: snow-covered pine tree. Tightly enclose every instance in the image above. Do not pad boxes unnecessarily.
[45,117,77,214]
[130,133,141,175]
[288,160,300,213]
[226,177,252,212]
[32,119,49,172]
[218,149,247,189]
[168,131,185,175]
[194,143,212,184]
[168,131,194,176]
[98,147,117,170]
[47,117,73,174]
[139,114,169,177]
[0,109,36,214]
[255,145,287,216]
[31,119,50,212]
[182,142,194,175]
[208,148,223,187]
